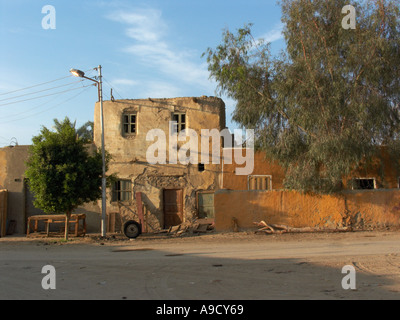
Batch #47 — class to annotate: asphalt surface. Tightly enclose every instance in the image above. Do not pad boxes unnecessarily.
[1,231,400,300]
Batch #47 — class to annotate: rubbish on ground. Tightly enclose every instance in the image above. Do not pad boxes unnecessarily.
[253,220,350,234]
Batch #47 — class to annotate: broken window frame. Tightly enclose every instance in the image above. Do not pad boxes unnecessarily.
[247,175,272,191]
[122,113,137,136]
[112,180,132,202]
[171,112,186,134]
[349,178,376,190]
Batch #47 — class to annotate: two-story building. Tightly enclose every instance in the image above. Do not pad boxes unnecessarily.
[92,96,226,232]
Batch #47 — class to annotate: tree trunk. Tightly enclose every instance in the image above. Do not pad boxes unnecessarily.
[65,211,71,241]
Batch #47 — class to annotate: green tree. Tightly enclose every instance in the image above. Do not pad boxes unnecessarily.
[204,0,400,193]
[76,121,94,142]
[25,117,110,240]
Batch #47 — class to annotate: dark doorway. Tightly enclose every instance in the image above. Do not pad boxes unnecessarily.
[163,189,183,229]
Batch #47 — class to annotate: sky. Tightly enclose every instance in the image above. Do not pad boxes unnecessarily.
[0,0,285,146]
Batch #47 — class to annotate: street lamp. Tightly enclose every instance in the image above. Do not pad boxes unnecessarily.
[70,66,107,238]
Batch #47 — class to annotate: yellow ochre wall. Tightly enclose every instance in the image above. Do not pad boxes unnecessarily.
[215,189,400,231]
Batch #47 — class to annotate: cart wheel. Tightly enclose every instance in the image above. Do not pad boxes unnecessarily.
[123,220,141,239]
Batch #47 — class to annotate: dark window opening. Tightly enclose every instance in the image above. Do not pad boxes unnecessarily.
[351,178,375,190]
[198,163,205,172]
[172,113,186,133]
[112,180,132,202]
[123,113,137,135]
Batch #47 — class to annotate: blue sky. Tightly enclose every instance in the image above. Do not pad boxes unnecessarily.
[0,0,285,146]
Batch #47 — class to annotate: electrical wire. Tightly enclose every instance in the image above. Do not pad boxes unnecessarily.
[103,77,124,99]
[0,79,92,120]
[0,85,94,125]
[0,75,73,96]
[0,68,94,97]
[0,84,96,107]
[0,91,64,120]
[0,79,85,103]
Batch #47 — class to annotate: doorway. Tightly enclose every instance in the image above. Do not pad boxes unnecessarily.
[163,189,183,229]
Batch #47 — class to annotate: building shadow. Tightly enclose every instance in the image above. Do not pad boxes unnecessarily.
[0,241,399,300]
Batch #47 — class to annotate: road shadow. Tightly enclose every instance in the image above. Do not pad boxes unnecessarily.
[0,242,399,300]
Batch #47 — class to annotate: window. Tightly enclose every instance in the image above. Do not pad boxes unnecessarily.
[172,113,186,133]
[112,180,132,202]
[123,113,137,135]
[350,178,376,190]
[198,163,205,172]
[248,175,272,191]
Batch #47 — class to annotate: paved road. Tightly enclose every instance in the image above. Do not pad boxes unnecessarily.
[1,231,400,300]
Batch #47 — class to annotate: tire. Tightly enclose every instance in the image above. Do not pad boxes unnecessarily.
[123,220,142,239]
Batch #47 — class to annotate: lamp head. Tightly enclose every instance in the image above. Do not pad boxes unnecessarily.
[70,68,85,78]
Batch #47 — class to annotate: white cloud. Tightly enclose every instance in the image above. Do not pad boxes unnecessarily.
[109,9,167,43]
[107,8,214,94]
[111,78,139,87]
[258,23,284,43]
[141,81,184,98]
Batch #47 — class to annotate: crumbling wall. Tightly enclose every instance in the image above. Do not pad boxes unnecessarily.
[104,161,219,231]
[92,97,225,232]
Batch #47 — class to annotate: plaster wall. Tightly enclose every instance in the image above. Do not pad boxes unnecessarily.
[215,189,400,231]
[0,189,7,237]
[0,146,30,234]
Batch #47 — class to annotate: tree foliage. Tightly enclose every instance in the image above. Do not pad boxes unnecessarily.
[204,0,400,193]
[25,117,109,239]
[76,121,94,142]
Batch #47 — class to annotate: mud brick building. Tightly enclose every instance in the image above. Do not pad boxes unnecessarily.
[91,96,226,232]
[1,95,400,235]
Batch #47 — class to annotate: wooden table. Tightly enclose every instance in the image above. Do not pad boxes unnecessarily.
[27,214,86,237]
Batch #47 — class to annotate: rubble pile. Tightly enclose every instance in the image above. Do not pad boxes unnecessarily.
[164,219,215,237]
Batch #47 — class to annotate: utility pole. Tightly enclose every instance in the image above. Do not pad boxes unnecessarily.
[70,65,107,238]
[98,65,107,238]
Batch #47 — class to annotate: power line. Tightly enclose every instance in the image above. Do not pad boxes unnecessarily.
[0,75,72,96]
[0,69,94,97]
[0,92,63,120]
[0,80,92,120]
[0,79,85,103]
[0,84,95,107]
[0,85,93,125]
[103,77,124,99]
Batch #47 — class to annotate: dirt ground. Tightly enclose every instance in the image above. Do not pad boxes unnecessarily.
[1,229,400,300]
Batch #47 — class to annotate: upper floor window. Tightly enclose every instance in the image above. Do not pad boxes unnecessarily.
[123,113,137,135]
[248,175,272,191]
[350,178,376,190]
[172,113,186,133]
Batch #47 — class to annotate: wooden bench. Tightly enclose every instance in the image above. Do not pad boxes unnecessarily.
[27,214,86,237]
